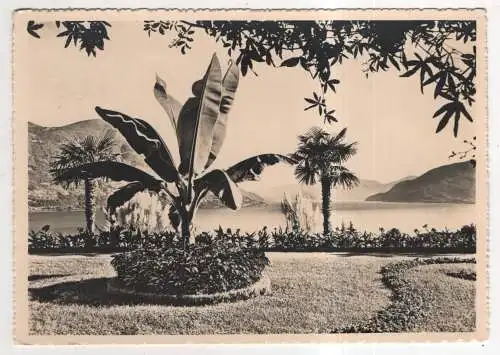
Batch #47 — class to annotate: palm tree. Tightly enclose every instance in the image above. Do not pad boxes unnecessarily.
[291,127,359,235]
[49,131,119,236]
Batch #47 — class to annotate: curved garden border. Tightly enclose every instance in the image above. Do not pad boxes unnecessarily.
[332,256,476,333]
[106,272,271,306]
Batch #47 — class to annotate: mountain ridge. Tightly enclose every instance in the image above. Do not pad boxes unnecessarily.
[365,161,475,203]
[254,176,416,203]
[28,120,267,211]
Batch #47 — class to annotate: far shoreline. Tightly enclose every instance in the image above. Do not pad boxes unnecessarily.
[28,200,476,214]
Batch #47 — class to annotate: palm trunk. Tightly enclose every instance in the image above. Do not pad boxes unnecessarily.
[84,178,97,245]
[320,176,332,235]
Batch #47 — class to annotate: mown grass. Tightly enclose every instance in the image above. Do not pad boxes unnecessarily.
[29,253,392,335]
[28,253,476,335]
[404,262,475,332]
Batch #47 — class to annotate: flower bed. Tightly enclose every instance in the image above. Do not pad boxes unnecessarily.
[110,240,269,297]
[28,224,477,254]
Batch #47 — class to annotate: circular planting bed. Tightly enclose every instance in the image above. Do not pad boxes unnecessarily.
[107,272,271,306]
[108,240,271,306]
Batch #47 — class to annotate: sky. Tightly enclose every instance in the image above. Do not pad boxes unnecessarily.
[15,20,477,193]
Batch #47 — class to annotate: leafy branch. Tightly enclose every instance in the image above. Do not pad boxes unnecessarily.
[449,136,477,162]
[26,19,478,137]
[26,20,112,56]
[26,21,44,38]
[145,20,476,136]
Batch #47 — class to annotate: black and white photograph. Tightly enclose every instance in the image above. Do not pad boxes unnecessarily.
[11,8,488,344]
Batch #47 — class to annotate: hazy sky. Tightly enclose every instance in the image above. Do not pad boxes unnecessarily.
[16,21,476,192]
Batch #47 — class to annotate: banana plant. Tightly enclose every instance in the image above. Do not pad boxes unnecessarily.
[54,53,295,247]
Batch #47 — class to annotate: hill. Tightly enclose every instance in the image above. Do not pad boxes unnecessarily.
[365,161,475,203]
[256,176,415,203]
[28,120,266,211]
[198,190,267,209]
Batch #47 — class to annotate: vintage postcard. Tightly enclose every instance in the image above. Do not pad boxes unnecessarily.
[12,9,488,345]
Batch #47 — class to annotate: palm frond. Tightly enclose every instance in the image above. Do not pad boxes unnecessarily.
[293,126,358,187]
[50,131,120,184]
[335,142,358,163]
[96,130,117,156]
[332,127,347,143]
[332,169,360,190]
[294,161,317,185]
[51,161,162,191]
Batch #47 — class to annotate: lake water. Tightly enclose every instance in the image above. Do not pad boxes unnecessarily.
[29,202,476,234]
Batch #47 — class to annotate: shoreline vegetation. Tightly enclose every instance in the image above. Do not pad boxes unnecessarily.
[28,223,476,255]
[28,199,476,213]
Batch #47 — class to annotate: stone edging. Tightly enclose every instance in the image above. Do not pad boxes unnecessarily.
[107,273,271,306]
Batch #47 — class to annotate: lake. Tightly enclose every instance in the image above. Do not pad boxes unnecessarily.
[29,202,476,234]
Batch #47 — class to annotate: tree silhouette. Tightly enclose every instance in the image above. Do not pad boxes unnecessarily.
[27,20,111,56]
[26,19,477,140]
[50,131,119,240]
[291,127,359,235]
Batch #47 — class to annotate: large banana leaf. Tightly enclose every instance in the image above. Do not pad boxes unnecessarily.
[177,54,222,176]
[95,106,178,182]
[226,154,296,183]
[194,169,242,210]
[53,161,163,190]
[154,75,183,131]
[204,61,240,169]
[107,182,148,212]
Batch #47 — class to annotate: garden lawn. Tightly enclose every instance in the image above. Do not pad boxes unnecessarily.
[28,253,475,335]
[402,262,476,332]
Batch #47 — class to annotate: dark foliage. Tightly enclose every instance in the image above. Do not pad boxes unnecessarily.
[148,20,477,136]
[447,269,476,281]
[26,21,44,38]
[28,19,477,137]
[332,256,476,333]
[110,238,269,295]
[449,137,477,161]
[29,226,89,249]
[257,223,476,251]
[27,20,111,56]
[29,223,476,253]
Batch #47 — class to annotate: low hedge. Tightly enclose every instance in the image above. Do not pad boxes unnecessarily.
[447,269,477,281]
[28,223,477,253]
[110,239,270,296]
[332,256,476,333]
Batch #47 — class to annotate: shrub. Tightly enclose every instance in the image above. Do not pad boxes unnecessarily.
[265,223,476,251]
[110,238,270,295]
[28,223,477,252]
[29,226,88,249]
[447,269,476,281]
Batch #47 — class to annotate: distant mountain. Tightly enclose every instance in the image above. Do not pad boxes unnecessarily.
[198,190,267,209]
[29,120,142,211]
[28,120,266,211]
[256,176,415,203]
[365,161,475,203]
